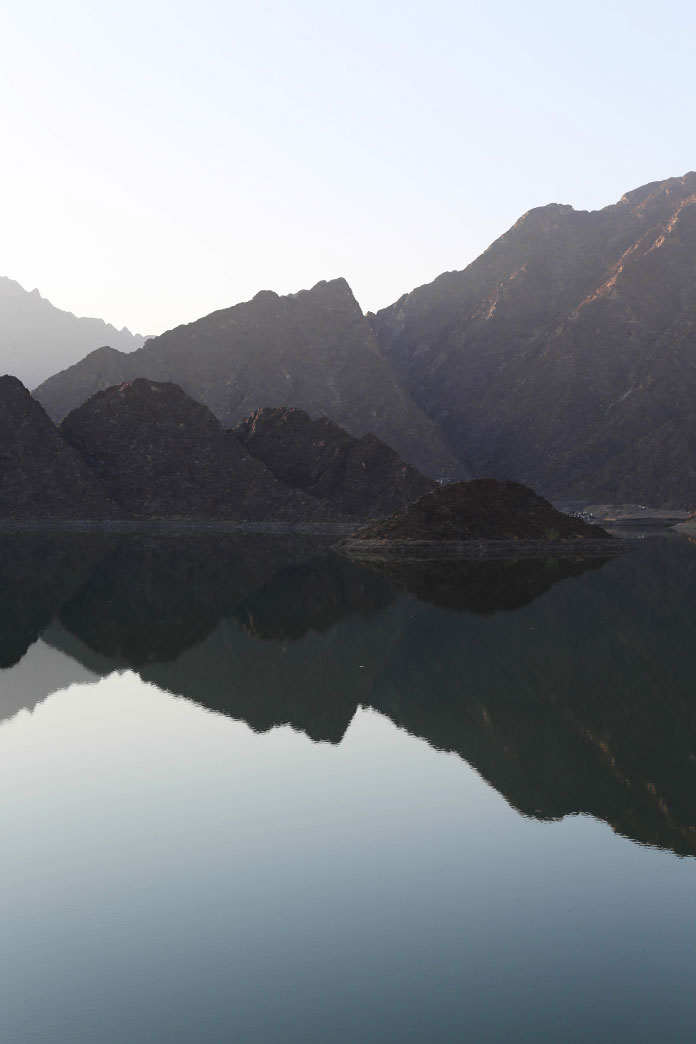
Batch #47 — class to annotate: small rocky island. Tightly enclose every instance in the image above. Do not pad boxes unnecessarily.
[340,479,626,559]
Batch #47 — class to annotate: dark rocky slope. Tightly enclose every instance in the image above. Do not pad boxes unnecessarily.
[60,378,329,522]
[0,276,144,389]
[0,375,116,519]
[35,278,460,478]
[232,406,435,518]
[353,478,612,542]
[371,172,696,507]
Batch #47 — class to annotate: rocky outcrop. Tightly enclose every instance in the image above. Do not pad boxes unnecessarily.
[34,278,461,478]
[371,172,696,507]
[232,406,435,518]
[0,375,116,519]
[60,378,329,521]
[352,478,612,542]
[0,277,144,389]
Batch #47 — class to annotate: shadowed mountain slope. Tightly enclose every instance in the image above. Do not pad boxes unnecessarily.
[0,375,116,520]
[232,406,435,518]
[0,276,144,389]
[371,172,696,507]
[35,278,461,478]
[60,379,329,521]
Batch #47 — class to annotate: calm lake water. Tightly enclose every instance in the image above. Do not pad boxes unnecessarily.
[1,530,695,1043]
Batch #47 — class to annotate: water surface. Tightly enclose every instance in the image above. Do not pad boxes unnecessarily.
[1,531,695,1042]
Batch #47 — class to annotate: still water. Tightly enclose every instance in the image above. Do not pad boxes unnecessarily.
[0,531,695,1042]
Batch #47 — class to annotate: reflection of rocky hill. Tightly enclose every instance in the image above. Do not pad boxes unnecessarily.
[0,639,97,722]
[2,530,696,856]
[359,555,608,613]
[370,536,696,856]
[0,532,114,666]
[236,554,394,640]
[142,603,412,744]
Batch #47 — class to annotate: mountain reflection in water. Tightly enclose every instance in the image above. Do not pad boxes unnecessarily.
[1,530,695,856]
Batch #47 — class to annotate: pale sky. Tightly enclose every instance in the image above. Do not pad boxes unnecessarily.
[1,0,694,336]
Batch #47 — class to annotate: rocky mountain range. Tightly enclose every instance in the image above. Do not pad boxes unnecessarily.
[371,172,696,506]
[232,406,435,519]
[0,376,116,519]
[34,278,460,479]
[0,277,145,389]
[0,376,433,522]
[17,171,696,505]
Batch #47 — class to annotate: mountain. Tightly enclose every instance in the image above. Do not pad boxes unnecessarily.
[33,278,462,478]
[60,379,330,521]
[0,277,145,389]
[352,478,612,542]
[232,406,435,518]
[371,172,696,507]
[0,375,116,520]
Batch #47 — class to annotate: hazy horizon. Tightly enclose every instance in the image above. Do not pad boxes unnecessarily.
[1,0,694,335]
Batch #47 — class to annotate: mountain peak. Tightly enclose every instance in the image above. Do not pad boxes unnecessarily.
[232,404,435,518]
[0,277,145,389]
[36,278,460,477]
[0,373,30,396]
[372,171,696,506]
[60,380,332,522]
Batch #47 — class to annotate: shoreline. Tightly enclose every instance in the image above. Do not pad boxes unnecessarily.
[0,519,361,535]
[338,537,627,561]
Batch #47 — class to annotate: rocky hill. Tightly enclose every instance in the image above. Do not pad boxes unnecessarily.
[28,173,696,505]
[371,172,696,507]
[0,375,116,519]
[60,379,328,521]
[34,279,460,478]
[232,406,435,518]
[353,478,611,542]
[0,277,144,389]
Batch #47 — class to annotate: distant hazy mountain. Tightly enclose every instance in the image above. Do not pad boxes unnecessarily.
[371,172,696,506]
[0,276,145,388]
[34,278,462,478]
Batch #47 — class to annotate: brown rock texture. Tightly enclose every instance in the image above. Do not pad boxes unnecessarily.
[34,278,461,478]
[371,172,696,507]
[0,375,116,519]
[232,406,435,518]
[60,379,329,521]
[354,478,611,542]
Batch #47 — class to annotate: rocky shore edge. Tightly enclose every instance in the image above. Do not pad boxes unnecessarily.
[337,537,627,561]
